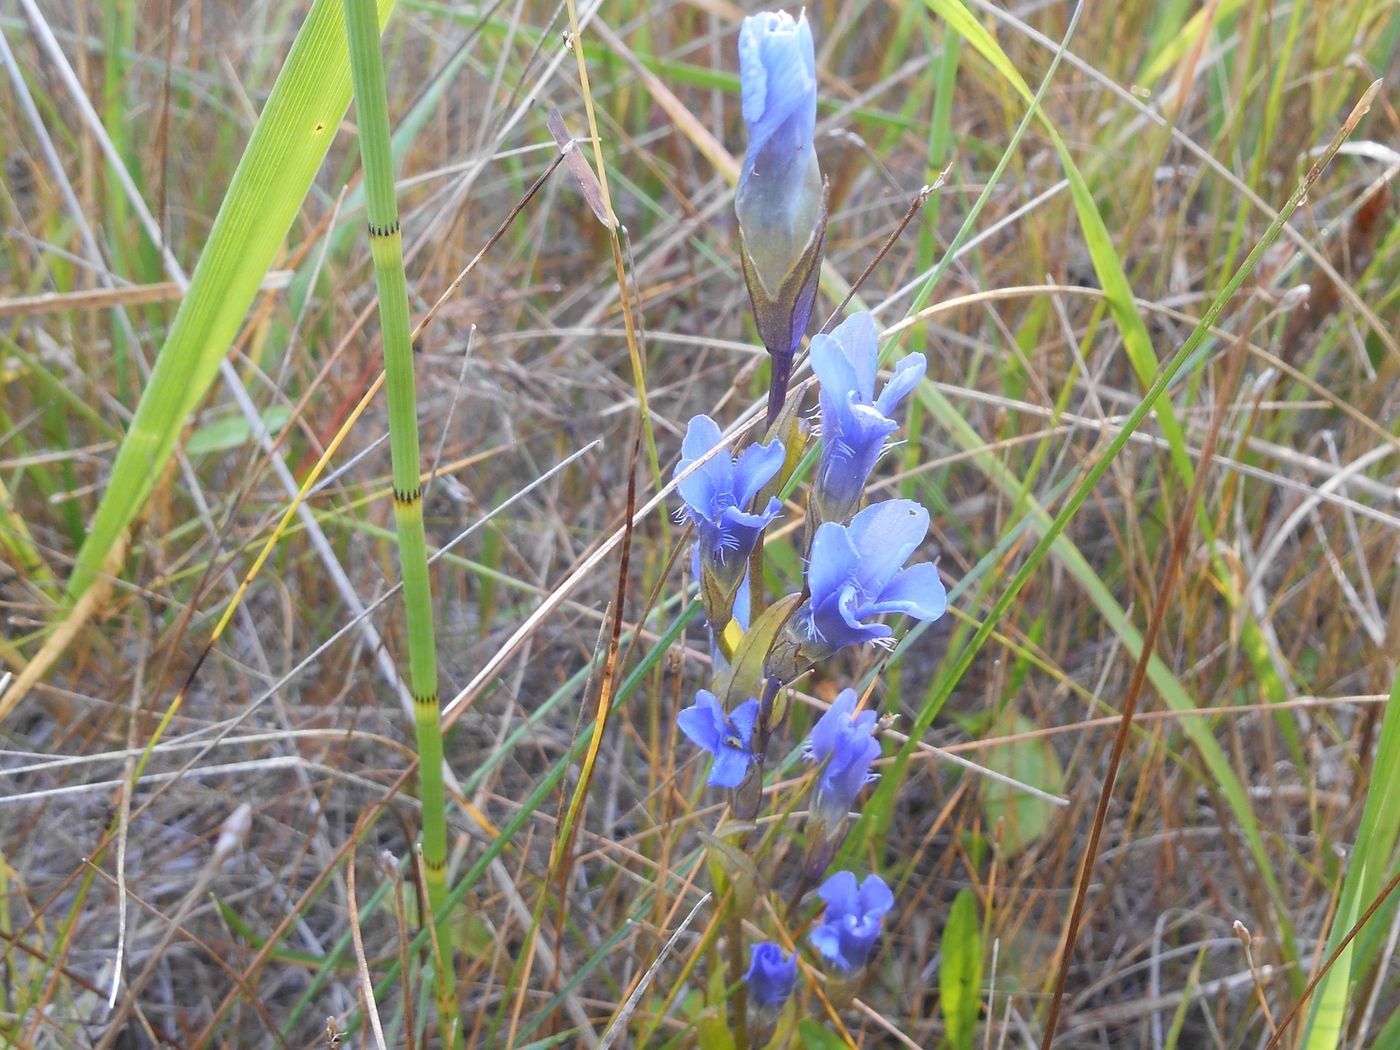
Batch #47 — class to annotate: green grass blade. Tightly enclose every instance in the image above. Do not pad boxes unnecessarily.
[924,0,1196,490]
[1301,664,1400,1046]
[66,0,394,600]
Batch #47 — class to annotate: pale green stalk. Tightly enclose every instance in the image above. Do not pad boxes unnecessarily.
[341,1,457,1043]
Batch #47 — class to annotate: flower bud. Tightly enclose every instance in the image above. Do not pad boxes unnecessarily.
[735,10,827,426]
[744,941,798,1009]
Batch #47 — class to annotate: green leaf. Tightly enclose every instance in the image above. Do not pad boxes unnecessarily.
[939,888,983,1050]
[981,713,1062,857]
[185,405,292,456]
[795,1020,851,1049]
[715,593,802,707]
[66,0,395,599]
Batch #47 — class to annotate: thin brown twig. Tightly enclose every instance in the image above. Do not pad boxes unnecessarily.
[1036,80,1378,1047]
[821,176,944,333]
[1039,265,1256,1048]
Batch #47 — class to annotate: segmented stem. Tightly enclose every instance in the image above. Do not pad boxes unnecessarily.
[341,1,457,1043]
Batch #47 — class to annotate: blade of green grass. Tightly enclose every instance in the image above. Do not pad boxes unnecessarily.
[925,0,1196,493]
[1300,663,1400,1046]
[854,77,1379,1000]
[65,0,394,601]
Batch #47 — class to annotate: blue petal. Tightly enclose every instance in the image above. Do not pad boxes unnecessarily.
[874,352,926,417]
[721,501,780,533]
[811,331,864,406]
[836,583,875,635]
[744,942,796,1006]
[806,689,857,763]
[733,570,752,631]
[807,521,859,604]
[738,11,816,154]
[858,874,895,919]
[866,563,947,623]
[732,438,785,508]
[676,690,725,753]
[824,733,880,811]
[708,747,751,788]
[827,312,879,399]
[837,914,883,968]
[846,500,929,595]
[737,16,770,127]
[729,698,761,745]
[807,583,888,653]
[809,921,853,971]
[818,870,860,917]
[676,415,732,522]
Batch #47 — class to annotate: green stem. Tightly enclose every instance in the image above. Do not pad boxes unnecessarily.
[725,911,750,1050]
[340,1,457,1044]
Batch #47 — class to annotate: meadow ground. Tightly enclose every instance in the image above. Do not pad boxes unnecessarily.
[2,0,1399,1047]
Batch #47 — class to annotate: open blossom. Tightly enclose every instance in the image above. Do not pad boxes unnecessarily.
[809,871,894,972]
[675,414,784,597]
[804,689,881,825]
[796,499,946,662]
[676,689,760,788]
[811,312,926,523]
[743,941,798,1008]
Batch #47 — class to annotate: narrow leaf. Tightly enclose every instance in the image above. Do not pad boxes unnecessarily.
[67,0,395,599]
[940,888,983,1050]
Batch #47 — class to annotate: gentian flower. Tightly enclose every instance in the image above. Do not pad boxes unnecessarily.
[676,689,760,788]
[792,499,947,665]
[735,10,827,425]
[675,414,784,622]
[809,871,894,972]
[811,312,926,523]
[804,688,881,826]
[743,941,798,1008]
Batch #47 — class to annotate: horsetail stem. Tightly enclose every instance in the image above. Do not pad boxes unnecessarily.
[341,1,458,1043]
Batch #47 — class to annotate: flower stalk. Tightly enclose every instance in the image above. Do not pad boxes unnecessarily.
[341,1,457,1042]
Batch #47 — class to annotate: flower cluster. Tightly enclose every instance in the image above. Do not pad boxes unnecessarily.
[668,9,949,1040]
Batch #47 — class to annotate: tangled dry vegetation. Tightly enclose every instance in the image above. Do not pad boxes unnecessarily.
[2,0,1398,1046]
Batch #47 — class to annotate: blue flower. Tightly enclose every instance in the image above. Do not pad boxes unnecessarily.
[797,499,947,661]
[676,689,760,788]
[811,312,926,523]
[804,689,881,825]
[735,10,821,298]
[809,872,894,972]
[743,941,798,1008]
[675,414,784,596]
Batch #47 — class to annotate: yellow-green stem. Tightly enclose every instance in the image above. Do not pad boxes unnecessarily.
[341,0,457,1043]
